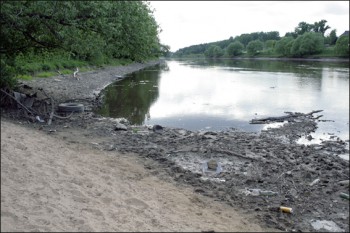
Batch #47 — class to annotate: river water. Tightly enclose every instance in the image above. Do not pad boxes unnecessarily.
[97,58,349,145]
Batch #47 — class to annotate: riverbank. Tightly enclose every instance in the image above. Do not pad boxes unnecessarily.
[171,56,349,63]
[2,119,279,232]
[1,60,349,232]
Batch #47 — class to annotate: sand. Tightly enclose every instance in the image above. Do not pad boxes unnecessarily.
[1,119,277,232]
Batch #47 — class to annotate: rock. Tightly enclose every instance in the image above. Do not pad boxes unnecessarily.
[177,129,187,136]
[309,178,320,186]
[338,180,349,186]
[207,159,218,170]
[202,135,217,140]
[310,220,344,232]
[152,124,163,132]
[259,190,278,196]
[114,122,127,131]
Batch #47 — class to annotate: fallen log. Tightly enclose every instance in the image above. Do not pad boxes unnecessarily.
[250,110,323,124]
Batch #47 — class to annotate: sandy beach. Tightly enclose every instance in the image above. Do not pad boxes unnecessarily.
[1,118,278,232]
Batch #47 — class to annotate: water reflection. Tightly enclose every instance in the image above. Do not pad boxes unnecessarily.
[97,64,165,124]
[97,59,349,143]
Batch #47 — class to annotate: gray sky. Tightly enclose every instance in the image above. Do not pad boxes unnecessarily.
[149,1,349,52]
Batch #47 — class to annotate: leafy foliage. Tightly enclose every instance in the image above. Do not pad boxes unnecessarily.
[325,29,338,45]
[274,37,294,56]
[204,45,224,58]
[335,35,349,56]
[0,1,162,88]
[226,41,244,57]
[246,40,264,55]
[287,19,331,38]
[290,32,324,57]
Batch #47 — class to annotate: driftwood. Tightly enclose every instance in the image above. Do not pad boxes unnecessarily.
[250,110,323,124]
[73,67,79,80]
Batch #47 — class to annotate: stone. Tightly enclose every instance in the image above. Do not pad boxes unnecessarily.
[152,124,163,132]
[114,122,127,131]
[207,159,218,170]
[338,180,349,186]
[310,220,344,232]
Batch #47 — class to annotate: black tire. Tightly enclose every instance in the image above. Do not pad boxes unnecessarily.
[58,103,84,112]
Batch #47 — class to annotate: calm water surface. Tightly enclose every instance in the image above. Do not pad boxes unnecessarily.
[98,59,349,144]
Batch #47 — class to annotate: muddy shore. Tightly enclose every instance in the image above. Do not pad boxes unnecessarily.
[2,59,349,232]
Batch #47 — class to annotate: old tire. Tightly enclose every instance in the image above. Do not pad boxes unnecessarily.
[58,103,84,113]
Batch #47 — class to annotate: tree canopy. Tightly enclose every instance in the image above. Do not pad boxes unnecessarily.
[172,19,345,60]
[1,1,161,61]
[0,1,163,88]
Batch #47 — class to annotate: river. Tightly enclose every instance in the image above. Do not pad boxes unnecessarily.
[97,58,349,145]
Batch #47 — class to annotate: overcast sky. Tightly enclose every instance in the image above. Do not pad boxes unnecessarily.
[149,1,349,52]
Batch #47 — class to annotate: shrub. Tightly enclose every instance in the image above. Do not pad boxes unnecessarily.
[247,40,264,56]
[290,32,324,57]
[335,35,349,56]
[226,41,244,57]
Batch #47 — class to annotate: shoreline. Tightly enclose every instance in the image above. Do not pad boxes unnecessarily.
[170,56,350,63]
[2,59,349,232]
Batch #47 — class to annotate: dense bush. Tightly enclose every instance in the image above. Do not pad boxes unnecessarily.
[246,40,264,55]
[274,37,294,56]
[226,41,244,57]
[290,32,324,57]
[335,35,349,56]
[204,45,224,58]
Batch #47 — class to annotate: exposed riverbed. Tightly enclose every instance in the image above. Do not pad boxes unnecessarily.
[2,59,349,232]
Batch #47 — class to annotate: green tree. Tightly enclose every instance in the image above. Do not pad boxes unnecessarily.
[236,33,253,47]
[313,19,330,36]
[294,21,313,36]
[226,41,244,57]
[204,45,223,58]
[0,1,161,88]
[246,40,263,56]
[325,29,338,45]
[290,32,324,57]
[212,46,224,57]
[274,37,294,56]
[335,35,349,56]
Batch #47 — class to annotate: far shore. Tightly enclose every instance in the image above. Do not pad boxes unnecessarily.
[170,56,349,63]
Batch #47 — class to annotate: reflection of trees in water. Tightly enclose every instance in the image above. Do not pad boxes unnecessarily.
[190,58,348,91]
[98,65,163,124]
[193,58,348,77]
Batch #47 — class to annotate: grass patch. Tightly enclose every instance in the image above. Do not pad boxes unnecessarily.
[16,74,33,80]
[36,72,57,78]
[60,69,73,75]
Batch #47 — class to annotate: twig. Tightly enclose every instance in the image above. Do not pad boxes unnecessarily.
[48,99,54,125]
[250,110,324,124]
[0,89,36,116]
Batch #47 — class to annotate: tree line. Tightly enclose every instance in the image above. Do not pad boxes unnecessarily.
[172,20,349,59]
[1,1,165,89]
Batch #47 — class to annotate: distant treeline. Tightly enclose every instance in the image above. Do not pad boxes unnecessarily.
[172,20,349,59]
[0,1,169,89]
